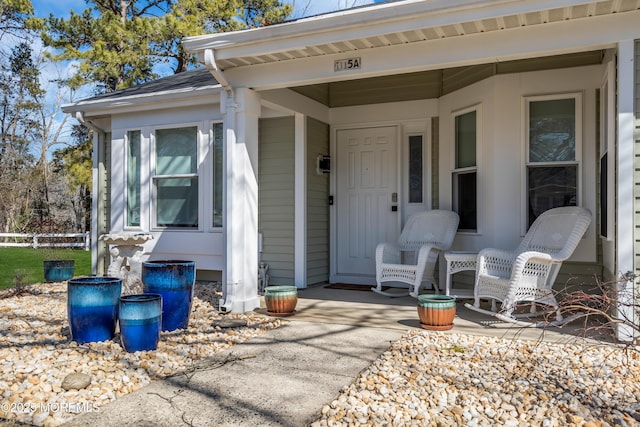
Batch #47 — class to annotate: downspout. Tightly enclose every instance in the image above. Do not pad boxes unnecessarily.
[203,48,234,98]
[76,111,107,277]
[203,48,237,313]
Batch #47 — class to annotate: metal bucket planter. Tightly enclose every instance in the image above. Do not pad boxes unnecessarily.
[264,285,298,316]
[141,260,195,331]
[119,294,162,352]
[417,295,456,331]
[44,260,75,282]
[67,276,122,343]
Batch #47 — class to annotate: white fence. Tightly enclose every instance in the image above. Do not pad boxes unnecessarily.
[0,233,90,250]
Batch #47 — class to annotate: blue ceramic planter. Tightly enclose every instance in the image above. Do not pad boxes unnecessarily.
[141,260,195,331]
[44,260,75,282]
[119,294,162,352]
[67,276,122,343]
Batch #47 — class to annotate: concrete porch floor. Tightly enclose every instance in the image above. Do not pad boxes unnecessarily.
[273,283,616,345]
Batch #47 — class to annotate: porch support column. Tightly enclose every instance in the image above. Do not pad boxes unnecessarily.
[91,130,106,276]
[294,113,307,288]
[76,112,107,276]
[615,39,636,342]
[219,88,261,313]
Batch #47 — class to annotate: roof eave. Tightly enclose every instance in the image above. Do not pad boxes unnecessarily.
[62,85,222,116]
[183,0,601,57]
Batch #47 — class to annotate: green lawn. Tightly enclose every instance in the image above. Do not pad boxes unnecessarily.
[0,248,92,289]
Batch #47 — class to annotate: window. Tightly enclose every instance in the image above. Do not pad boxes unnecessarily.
[153,126,198,228]
[408,134,423,203]
[525,94,581,227]
[126,130,141,227]
[212,122,223,228]
[452,108,478,231]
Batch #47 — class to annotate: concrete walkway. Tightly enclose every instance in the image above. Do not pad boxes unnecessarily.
[65,285,601,426]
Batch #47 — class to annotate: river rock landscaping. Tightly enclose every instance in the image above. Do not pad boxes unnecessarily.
[311,330,640,427]
[0,281,282,426]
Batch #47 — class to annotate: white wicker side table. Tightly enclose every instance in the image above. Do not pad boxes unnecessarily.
[443,251,477,299]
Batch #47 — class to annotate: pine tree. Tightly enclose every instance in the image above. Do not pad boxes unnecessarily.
[42,0,292,92]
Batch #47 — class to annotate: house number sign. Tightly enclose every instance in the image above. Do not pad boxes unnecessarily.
[334,57,361,72]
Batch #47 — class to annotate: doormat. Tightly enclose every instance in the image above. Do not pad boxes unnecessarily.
[325,283,391,291]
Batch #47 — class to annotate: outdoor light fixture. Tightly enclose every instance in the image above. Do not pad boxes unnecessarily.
[316,155,330,175]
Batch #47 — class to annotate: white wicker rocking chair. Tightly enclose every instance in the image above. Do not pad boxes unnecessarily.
[464,206,592,327]
[372,210,459,298]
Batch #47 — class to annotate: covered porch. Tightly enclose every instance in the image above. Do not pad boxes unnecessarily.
[182,0,639,338]
[282,283,615,344]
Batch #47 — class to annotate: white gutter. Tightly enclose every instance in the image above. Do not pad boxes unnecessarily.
[203,48,234,97]
[75,111,105,133]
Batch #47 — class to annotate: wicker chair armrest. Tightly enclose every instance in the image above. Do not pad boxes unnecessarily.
[376,242,401,265]
[514,250,554,265]
[415,244,437,268]
[509,250,554,281]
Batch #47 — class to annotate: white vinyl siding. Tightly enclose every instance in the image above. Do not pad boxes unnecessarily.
[634,40,640,283]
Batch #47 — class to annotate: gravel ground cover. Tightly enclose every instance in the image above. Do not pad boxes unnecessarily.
[3,281,640,427]
[311,330,640,427]
[0,281,282,426]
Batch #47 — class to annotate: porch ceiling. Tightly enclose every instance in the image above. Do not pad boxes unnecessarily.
[289,50,605,108]
[210,0,637,71]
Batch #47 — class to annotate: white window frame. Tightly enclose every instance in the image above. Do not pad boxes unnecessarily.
[522,92,582,234]
[406,132,425,205]
[150,123,204,230]
[600,62,615,241]
[210,121,224,230]
[451,104,482,234]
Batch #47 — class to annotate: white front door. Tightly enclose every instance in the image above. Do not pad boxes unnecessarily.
[334,126,400,284]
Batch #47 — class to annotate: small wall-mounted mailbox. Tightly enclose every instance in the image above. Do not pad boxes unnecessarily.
[316,155,331,175]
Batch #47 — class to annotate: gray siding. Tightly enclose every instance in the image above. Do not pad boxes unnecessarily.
[635,40,640,284]
[98,133,111,275]
[259,117,295,285]
[306,118,330,285]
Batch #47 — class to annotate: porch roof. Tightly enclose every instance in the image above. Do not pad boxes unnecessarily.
[183,0,639,73]
[61,67,221,115]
